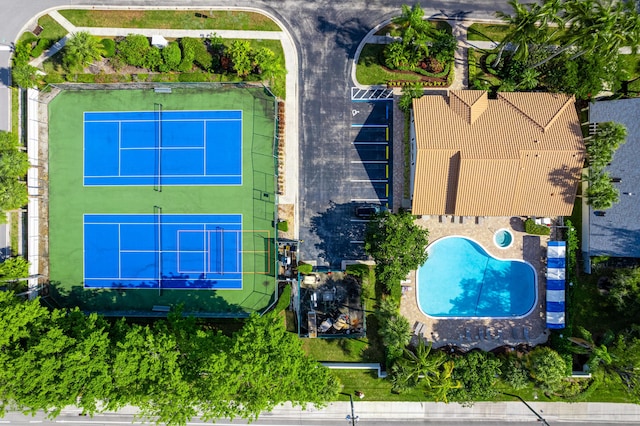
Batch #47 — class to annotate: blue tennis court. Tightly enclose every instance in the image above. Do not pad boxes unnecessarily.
[83,110,242,186]
[84,214,243,290]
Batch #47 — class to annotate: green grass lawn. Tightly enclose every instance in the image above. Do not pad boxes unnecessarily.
[10,87,18,135]
[333,370,427,401]
[59,9,280,31]
[303,338,370,362]
[9,212,19,255]
[467,23,568,43]
[355,44,422,86]
[19,14,68,43]
[467,23,511,42]
[469,49,502,88]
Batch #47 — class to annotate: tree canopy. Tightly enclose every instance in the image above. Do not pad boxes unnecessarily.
[0,294,339,424]
[364,210,429,296]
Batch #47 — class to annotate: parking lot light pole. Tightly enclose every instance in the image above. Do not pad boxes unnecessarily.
[341,393,358,425]
[501,392,550,425]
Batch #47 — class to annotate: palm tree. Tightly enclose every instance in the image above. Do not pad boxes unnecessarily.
[390,340,445,393]
[63,31,105,71]
[428,360,461,403]
[532,0,640,68]
[391,3,432,65]
[585,169,619,210]
[494,0,553,66]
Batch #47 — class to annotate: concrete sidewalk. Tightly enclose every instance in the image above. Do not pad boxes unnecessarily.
[30,11,300,237]
[267,400,640,423]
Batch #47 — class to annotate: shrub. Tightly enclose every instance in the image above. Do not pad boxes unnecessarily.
[117,34,150,67]
[297,263,313,275]
[74,74,97,83]
[527,346,567,392]
[30,38,50,58]
[468,47,476,82]
[178,37,197,72]
[501,355,530,390]
[277,220,288,232]
[177,72,209,82]
[524,218,551,235]
[43,73,65,84]
[101,38,116,58]
[274,283,292,313]
[143,47,163,71]
[160,41,181,72]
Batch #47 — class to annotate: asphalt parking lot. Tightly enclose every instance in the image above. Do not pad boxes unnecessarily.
[301,88,394,267]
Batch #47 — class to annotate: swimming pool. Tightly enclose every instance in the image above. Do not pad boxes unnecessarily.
[417,236,537,318]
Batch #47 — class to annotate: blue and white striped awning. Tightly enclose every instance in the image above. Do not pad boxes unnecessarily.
[546,241,566,329]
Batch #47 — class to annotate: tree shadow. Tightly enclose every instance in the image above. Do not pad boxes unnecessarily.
[309,201,368,268]
[44,280,248,318]
[548,164,584,206]
[316,15,369,57]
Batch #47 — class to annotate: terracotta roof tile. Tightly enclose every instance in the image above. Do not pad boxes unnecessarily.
[411,91,585,217]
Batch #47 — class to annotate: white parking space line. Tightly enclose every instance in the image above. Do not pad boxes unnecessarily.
[350,240,365,244]
[351,198,388,202]
[351,141,388,145]
[350,160,387,164]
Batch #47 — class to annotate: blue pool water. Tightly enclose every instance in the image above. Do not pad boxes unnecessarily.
[417,236,536,317]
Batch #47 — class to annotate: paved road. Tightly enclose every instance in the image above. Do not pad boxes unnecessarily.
[2,409,640,426]
[0,0,511,264]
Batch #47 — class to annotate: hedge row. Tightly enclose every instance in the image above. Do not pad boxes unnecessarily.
[524,218,551,236]
[387,80,449,88]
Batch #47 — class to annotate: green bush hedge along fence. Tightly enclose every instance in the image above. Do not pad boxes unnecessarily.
[524,218,551,236]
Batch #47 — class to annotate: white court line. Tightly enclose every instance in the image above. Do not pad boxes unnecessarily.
[118,121,121,176]
[118,224,121,279]
[203,120,207,175]
[119,146,205,150]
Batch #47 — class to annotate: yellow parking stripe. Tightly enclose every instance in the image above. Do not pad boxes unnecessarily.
[386,165,389,178]
[386,145,389,159]
[386,127,389,141]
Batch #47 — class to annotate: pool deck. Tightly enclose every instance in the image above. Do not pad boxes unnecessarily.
[399,215,550,352]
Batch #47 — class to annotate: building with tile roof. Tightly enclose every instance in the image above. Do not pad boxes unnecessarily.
[587,98,640,260]
[410,90,585,217]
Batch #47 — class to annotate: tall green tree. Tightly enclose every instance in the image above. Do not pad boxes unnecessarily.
[586,122,627,170]
[387,3,432,69]
[390,340,446,393]
[0,256,30,281]
[0,179,27,211]
[585,170,619,210]
[226,313,339,420]
[609,328,640,401]
[364,210,429,295]
[608,267,640,318]
[376,297,411,364]
[494,0,557,65]
[63,31,105,71]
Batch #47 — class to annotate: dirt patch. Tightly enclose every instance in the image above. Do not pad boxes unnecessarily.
[278,203,294,239]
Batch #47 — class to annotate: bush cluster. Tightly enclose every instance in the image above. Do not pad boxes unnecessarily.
[524,218,551,235]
